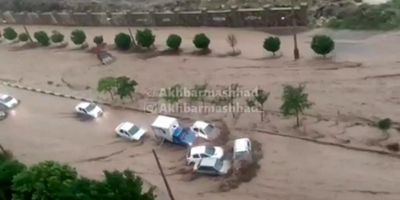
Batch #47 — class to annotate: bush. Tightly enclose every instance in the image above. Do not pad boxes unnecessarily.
[70,29,86,45]
[193,33,210,50]
[18,33,29,42]
[3,27,17,41]
[135,29,155,48]
[166,34,182,50]
[114,33,131,50]
[378,118,392,131]
[33,31,50,46]
[263,36,281,56]
[0,159,26,200]
[311,35,335,57]
[93,35,104,46]
[51,31,64,43]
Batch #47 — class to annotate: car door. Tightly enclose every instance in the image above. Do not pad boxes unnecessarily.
[191,154,200,163]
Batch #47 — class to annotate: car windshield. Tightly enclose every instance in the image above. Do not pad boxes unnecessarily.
[214,159,223,170]
[85,103,97,112]
[128,125,140,136]
[204,124,214,134]
[1,96,12,102]
[205,146,215,155]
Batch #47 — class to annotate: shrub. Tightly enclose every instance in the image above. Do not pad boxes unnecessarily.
[51,31,64,43]
[93,35,104,46]
[311,35,335,57]
[0,159,26,200]
[193,33,210,50]
[114,33,131,50]
[18,33,29,42]
[378,118,392,131]
[33,31,50,46]
[135,29,155,48]
[263,36,281,56]
[166,34,182,50]
[3,27,17,40]
[70,29,86,45]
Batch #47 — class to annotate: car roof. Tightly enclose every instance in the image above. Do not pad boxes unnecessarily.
[152,115,178,129]
[0,94,10,99]
[199,158,218,167]
[193,121,209,129]
[119,122,135,131]
[77,102,91,108]
[190,146,207,154]
[234,138,250,152]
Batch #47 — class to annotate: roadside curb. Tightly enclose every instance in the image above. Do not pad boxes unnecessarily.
[0,81,152,115]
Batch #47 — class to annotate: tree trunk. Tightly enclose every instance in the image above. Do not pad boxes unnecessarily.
[109,91,114,100]
[296,111,300,127]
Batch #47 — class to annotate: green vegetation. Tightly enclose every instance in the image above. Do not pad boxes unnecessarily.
[327,1,400,30]
[97,77,117,100]
[280,84,312,127]
[97,76,138,101]
[311,35,335,57]
[0,148,155,200]
[50,31,64,43]
[18,33,29,42]
[378,118,392,132]
[114,33,132,50]
[93,35,104,46]
[70,29,86,46]
[33,31,50,46]
[193,33,210,50]
[3,27,17,41]
[136,29,156,49]
[166,34,182,50]
[263,36,281,56]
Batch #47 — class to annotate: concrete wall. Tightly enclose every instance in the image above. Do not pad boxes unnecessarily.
[2,3,308,27]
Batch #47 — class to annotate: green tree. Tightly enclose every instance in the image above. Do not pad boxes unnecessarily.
[378,118,392,132]
[50,31,64,43]
[97,77,117,100]
[246,89,270,121]
[18,33,29,42]
[166,34,182,50]
[135,29,155,49]
[193,33,210,50]
[93,35,104,46]
[3,27,17,41]
[114,33,132,50]
[0,159,26,200]
[263,36,281,56]
[70,29,86,46]
[280,84,313,127]
[57,178,102,200]
[115,76,138,101]
[311,35,335,57]
[12,161,78,200]
[33,31,50,46]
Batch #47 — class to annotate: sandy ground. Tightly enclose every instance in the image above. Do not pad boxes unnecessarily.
[1,26,400,199]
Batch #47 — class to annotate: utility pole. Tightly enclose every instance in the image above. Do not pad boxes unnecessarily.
[291,0,300,60]
[152,149,175,200]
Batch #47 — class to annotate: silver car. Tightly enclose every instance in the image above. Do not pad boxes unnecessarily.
[193,158,231,176]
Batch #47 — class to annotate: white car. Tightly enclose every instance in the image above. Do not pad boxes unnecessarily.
[233,138,252,161]
[186,145,224,165]
[193,158,231,176]
[190,121,219,140]
[0,94,19,109]
[75,102,103,118]
[115,122,146,141]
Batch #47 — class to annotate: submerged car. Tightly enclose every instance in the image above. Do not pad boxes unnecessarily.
[0,94,19,109]
[0,110,7,121]
[115,122,146,141]
[233,138,252,161]
[190,121,219,140]
[186,145,224,165]
[75,102,103,118]
[193,158,231,176]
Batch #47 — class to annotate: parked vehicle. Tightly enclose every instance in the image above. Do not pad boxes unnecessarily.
[0,94,19,109]
[151,115,197,147]
[193,158,231,176]
[186,145,224,165]
[190,121,219,140]
[75,102,103,118]
[233,138,252,161]
[115,122,146,141]
[0,110,7,121]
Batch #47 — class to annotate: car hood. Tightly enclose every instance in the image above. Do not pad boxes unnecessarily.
[130,128,146,140]
[88,106,103,116]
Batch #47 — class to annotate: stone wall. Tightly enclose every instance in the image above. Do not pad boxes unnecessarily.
[1,3,308,27]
